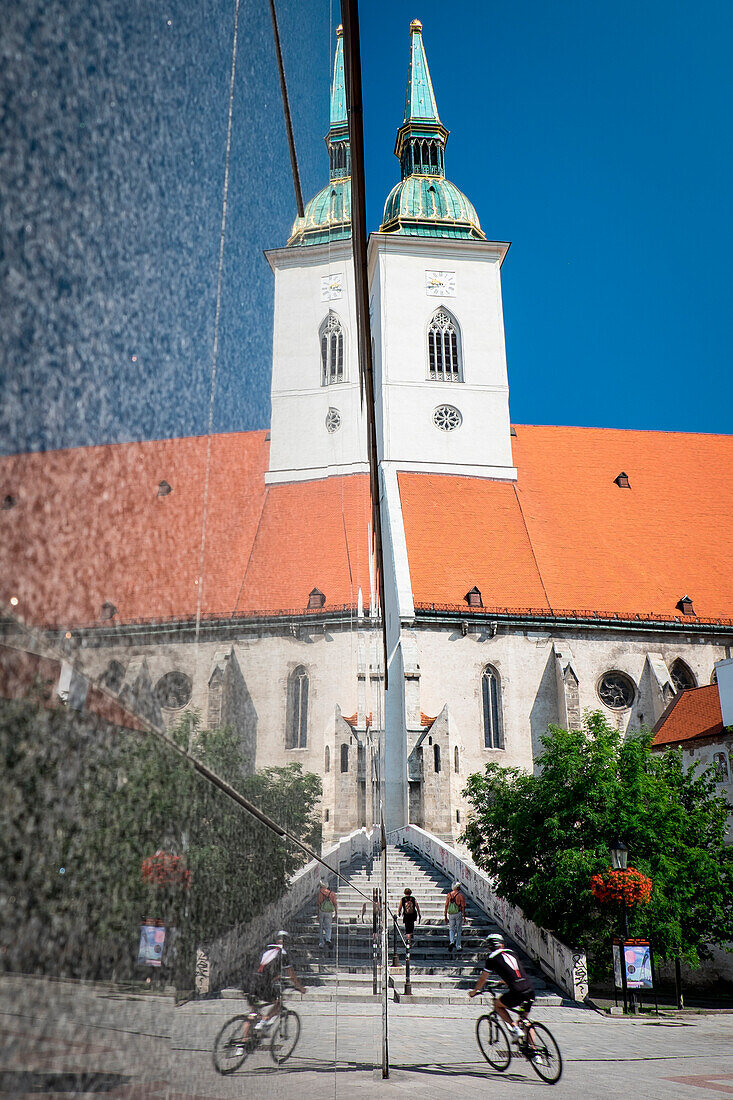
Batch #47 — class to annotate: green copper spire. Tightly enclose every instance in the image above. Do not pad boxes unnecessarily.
[380,20,484,240]
[329,24,348,134]
[288,27,351,246]
[404,19,440,124]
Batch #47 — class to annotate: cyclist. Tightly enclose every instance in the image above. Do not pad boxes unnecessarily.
[468,932,534,1041]
[242,931,306,1041]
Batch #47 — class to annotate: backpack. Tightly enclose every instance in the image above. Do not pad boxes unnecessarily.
[447,889,462,914]
[319,888,335,913]
[403,895,416,917]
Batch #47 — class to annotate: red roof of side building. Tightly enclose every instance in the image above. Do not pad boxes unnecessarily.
[651,684,726,746]
[1,423,733,628]
[400,425,733,623]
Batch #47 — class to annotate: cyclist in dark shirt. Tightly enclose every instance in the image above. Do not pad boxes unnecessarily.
[241,931,306,1042]
[468,932,534,1039]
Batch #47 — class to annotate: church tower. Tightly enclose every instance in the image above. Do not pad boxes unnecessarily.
[368,20,516,481]
[265,28,368,485]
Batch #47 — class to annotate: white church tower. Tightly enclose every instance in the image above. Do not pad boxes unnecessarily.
[265,28,368,485]
[369,20,516,481]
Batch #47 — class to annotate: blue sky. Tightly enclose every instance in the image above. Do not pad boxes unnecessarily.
[1,0,731,453]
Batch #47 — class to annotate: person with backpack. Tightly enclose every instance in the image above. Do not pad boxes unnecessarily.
[397,887,421,945]
[444,881,466,955]
[241,931,306,1042]
[317,879,338,952]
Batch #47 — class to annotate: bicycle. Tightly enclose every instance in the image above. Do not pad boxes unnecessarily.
[212,989,301,1074]
[475,987,562,1084]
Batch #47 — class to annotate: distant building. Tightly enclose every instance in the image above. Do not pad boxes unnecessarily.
[652,659,733,839]
[2,24,733,844]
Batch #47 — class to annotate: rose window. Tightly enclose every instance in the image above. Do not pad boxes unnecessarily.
[597,671,635,710]
[433,404,462,432]
[325,407,341,434]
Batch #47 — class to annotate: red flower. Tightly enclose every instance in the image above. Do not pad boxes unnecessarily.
[141,850,192,889]
[590,867,652,907]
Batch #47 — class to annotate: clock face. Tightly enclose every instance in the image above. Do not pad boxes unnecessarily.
[426,270,456,297]
[321,273,343,301]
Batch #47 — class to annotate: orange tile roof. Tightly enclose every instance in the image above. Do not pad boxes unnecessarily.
[400,425,733,623]
[0,432,372,628]
[2,423,733,629]
[651,684,725,746]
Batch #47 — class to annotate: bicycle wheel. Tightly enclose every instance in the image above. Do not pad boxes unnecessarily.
[476,1013,512,1071]
[270,1008,301,1065]
[212,1015,252,1075]
[525,1022,562,1084]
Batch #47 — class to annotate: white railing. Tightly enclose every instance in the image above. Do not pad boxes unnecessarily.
[389,824,588,1003]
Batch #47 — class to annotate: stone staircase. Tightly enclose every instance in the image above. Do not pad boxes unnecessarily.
[289,843,562,1005]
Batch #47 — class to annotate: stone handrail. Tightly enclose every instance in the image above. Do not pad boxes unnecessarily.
[388,824,588,1002]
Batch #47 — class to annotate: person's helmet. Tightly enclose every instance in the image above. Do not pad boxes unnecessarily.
[486,933,504,950]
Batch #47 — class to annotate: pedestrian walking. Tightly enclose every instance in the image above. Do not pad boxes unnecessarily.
[317,880,337,952]
[397,888,421,946]
[444,881,466,955]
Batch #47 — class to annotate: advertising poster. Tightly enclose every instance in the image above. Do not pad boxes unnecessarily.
[612,939,654,990]
[138,920,166,967]
[612,943,622,988]
[624,943,653,989]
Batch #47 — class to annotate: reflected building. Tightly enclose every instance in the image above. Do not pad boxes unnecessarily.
[2,23,733,844]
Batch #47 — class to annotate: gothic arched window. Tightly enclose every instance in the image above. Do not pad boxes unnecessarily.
[427,309,462,382]
[454,746,460,774]
[320,312,345,385]
[670,658,696,693]
[433,744,441,773]
[324,746,330,772]
[286,666,308,748]
[482,665,504,749]
[340,743,349,772]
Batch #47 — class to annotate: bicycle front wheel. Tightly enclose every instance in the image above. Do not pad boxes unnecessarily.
[270,1008,301,1065]
[212,1015,251,1075]
[526,1022,562,1084]
[476,1013,512,1071]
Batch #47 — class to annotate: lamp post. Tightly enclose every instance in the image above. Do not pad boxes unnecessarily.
[609,838,629,938]
[609,838,632,1012]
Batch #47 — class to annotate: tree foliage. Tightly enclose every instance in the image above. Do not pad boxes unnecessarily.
[461,712,733,974]
[0,695,321,983]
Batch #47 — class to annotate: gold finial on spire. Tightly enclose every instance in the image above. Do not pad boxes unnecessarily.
[410,19,423,32]
[336,23,343,36]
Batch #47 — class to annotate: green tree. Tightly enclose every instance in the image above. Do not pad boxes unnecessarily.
[461,712,733,976]
[0,696,321,983]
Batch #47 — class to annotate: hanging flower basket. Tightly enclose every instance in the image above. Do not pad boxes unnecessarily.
[141,850,191,889]
[590,867,652,907]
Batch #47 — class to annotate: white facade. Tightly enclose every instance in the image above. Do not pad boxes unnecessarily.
[265,240,369,484]
[369,233,516,480]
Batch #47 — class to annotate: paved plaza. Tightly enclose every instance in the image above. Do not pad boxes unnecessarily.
[2,977,733,1098]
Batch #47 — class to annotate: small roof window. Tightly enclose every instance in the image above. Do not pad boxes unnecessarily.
[157,480,172,497]
[308,588,326,610]
[100,601,118,620]
[614,472,630,488]
[677,595,695,616]
[465,586,483,608]
[2,495,17,509]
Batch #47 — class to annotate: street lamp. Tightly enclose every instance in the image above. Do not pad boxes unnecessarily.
[609,838,628,871]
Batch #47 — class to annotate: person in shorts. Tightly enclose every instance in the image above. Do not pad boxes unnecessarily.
[397,888,421,946]
[468,932,534,1040]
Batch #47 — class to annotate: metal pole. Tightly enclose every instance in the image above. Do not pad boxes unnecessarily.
[675,957,683,1009]
[381,814,389,1077]
[372,887,378,995]
[392,917,399,967]
[404,940,412,997]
